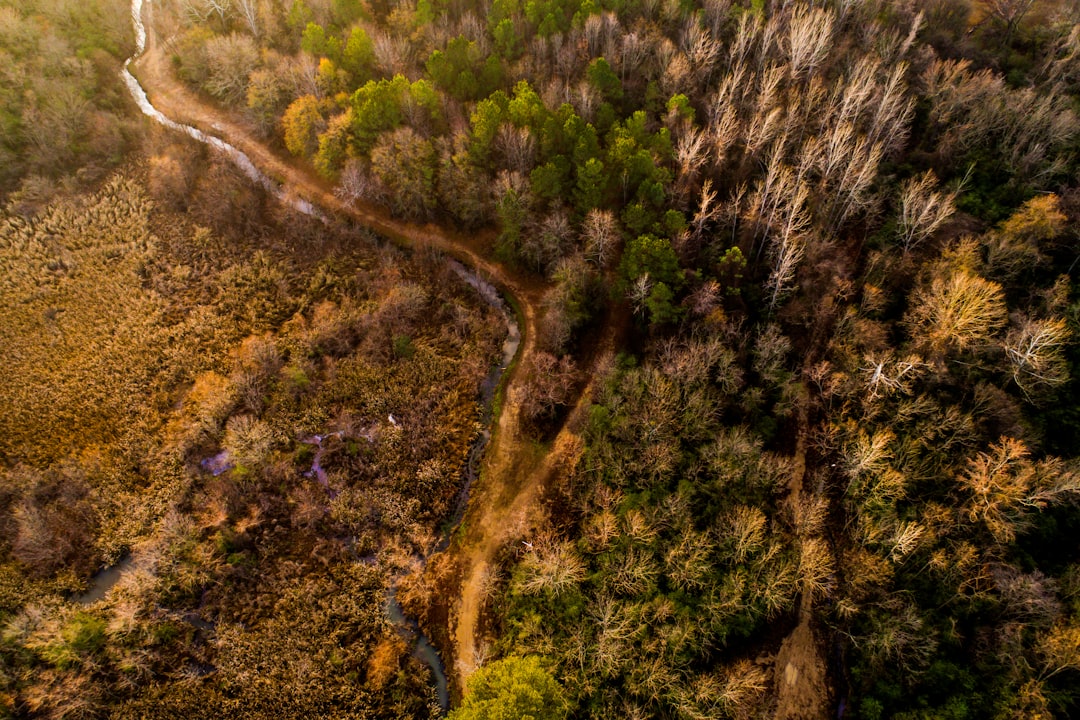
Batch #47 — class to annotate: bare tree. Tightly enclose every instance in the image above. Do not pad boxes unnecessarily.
[674,660,768,719]
[617,32,647,85]
[674,126,711,202]
[832,0,866,23]
[236,0,259,36]
[814,121,854,188]
[896,170,958,253]
[954,438,1080,545]
[834,56,879,129]
[764,179,811,309]
[554,33,583,80]
[725,505,766,563]
[371,29,415,77]
[699,0,732,36]
[799,536,834,598]
[1039,622,1080,681]
[744,66,786,156]
[729,12,763,71]
[336,158,386,207]
[516,538,586,597]
[840,426,895,486]
[860,596,939,672]
[495,124,537,175]
[1004,316,1070,398]
[203,33,260,107]
[585,510,619,552]
[519,352,578,427]
[581,208,621,268]
[681,16,720,87]
[688,179,721,244]
[982,0,1037,39]
[710,103,743,168]
[572,80,600,122]
[181,0,232,25]
[888,521,926,564]
[986,194,1065,279]
[685,278,721,318]
[901,10,925,56]
[665,530,714,592]
[923,58,1075,185]
[958,437,1033,542]
[860,353,927,401]
[868,62,915,154]
[628,273,653,317]
[828,133,884,231]
[609,546,659,596]
[622,508,658,546]
[787,5,834,80]
[756,551,798,617]
[993,566,1063,627]
[752,323,792,384]
[1044,24,1080,86]
[583,12,621,60]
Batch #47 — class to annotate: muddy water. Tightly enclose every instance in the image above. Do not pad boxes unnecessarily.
[387,588,450,710]
[120,3,521,713]
[439,261,520,551]
[301,432,344,498]
[76,556,134,605]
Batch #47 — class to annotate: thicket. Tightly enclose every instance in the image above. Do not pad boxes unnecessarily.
[483,167,1080,718]
[490,330,814,717]
[0,142,506,717]
[813,193,1080,718]
[0,0,137,200]
[449,655,566,720]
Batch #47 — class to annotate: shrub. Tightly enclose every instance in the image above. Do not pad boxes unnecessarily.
[449,655,566,720]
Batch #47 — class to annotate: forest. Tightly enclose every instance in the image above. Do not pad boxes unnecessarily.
[1,0,1080,717]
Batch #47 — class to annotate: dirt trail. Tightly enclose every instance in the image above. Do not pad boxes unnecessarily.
[772,401,830,720]
[131,12,603,699]
[448,311,621,688]
[134,24,540,313]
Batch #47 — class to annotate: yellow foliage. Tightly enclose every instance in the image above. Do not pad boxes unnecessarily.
[1000,194,1066,243]
[906,266,1007,356]
[367,635,407,690]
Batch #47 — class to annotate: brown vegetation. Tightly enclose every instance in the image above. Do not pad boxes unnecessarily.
[0,161,505,716]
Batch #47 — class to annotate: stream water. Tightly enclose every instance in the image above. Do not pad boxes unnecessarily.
[76,556,134,605]
[301,431,344,498]
[120,0,323,220]
[113,3,522,712]
[387,588,450,711]
[438,262,520,550]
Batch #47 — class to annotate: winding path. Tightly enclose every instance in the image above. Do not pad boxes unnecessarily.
[127,2,620,700]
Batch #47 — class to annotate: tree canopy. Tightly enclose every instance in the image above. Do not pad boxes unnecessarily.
[449,656,566,720]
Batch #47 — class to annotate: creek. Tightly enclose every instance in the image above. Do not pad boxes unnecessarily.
[115,2,522,713]
[120,0,323,219]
